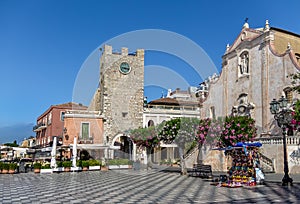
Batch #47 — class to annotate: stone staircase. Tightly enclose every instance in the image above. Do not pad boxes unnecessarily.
[259,152,275,173]
[183,144,276,173]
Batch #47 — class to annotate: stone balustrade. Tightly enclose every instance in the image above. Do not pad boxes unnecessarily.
[255,136,300,146]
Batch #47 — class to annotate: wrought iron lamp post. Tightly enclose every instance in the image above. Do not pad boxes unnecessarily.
[270,96,293,186]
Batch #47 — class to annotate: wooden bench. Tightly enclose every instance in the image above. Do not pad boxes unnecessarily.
[190,164,213,178]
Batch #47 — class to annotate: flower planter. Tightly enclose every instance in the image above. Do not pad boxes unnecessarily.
[2,169,8,174]
[89,166,100,171]
[9,169,15,174]
[34,168,41,174]
[40,169,53,174]
[53,167,64,173]
[64,167,71,172]
[82,167,88,171]
[108,165,132,170]
[101,166,108,171]
[71,167,82,172]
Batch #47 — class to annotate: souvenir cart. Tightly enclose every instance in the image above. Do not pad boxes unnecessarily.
[218,142,262,188]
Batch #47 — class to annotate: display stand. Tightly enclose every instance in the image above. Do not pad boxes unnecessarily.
[213,142,262,188]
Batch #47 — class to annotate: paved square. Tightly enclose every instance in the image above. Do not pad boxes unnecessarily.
[0,170,299,203]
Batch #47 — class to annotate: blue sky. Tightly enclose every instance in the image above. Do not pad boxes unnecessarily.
[0,0,300,144]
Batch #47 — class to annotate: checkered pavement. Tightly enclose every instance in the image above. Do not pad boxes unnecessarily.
[0,170,299,203]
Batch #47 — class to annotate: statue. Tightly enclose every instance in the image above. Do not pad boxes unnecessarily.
[239,53,249,74]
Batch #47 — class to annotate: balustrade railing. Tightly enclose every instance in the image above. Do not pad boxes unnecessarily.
[255,136,300,146]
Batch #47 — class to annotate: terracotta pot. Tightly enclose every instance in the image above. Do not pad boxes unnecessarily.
[34,168,40,173]
[64,167,70,172]
[2,169,8,174]
[82,167,88,171]
[9,169,15,174]
[101,166,108,171]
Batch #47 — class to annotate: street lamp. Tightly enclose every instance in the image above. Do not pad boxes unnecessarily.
[270,96,293,186]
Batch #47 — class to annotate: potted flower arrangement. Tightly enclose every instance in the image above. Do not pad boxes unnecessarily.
[82,160,89,171]
[107,159,133,169]
[88,160,100,171]
[101,160,108,171]
[62,161,72,172]
[2,163,9,174]
[33,162,41,173]
[9,163,18,174]
[40,163,52,174]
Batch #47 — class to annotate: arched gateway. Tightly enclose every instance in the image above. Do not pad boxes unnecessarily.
[110,134,136,160]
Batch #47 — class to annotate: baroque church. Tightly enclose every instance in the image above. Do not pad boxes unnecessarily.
[199,20,300,136]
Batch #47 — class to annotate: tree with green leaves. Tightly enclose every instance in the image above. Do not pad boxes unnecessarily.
[158,117,199,175]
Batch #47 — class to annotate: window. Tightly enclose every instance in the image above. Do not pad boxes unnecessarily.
[148,120,154,127]
[47,112,52,125]
[60,112,65,121]
[81,122,90,139]
[238,51,249,75]
[210,106,216,119]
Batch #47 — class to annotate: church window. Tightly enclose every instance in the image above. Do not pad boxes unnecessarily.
[210,106,216,119]
[238,51,249,75]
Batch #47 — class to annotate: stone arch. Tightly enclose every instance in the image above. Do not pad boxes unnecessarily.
[111,134,135,160]
[148,120,155,127]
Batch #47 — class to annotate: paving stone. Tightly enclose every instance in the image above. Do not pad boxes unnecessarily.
[0,170,300,203]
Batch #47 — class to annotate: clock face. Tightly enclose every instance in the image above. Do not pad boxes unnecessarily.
[119,62,131,74]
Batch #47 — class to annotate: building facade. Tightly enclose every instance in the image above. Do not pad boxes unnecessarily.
[33,102,87,147]
[197,20,300,173]
[200,20,300,136]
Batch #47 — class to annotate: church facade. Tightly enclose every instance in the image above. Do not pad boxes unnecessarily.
[200,20,300,136]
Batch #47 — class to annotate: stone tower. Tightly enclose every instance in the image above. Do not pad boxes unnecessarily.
[89,45,144,145]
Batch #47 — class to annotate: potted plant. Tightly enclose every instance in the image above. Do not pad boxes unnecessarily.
[9,163,18,174]
[62,161,72,172]
[82,160,89,171]
[101,162,108,171]
[2,163,9,174]
[33,162,41,173]
[40,163,52,174]
[53,161,64,173]
[107,159,133,169]
[88,160,100,171]
[0,162,3,174]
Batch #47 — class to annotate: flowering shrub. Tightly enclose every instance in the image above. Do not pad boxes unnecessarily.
[158,118,181,144]
[130,126,159,148]
[218,116,257,147]
[196,118,224,146]
[196,116,257,148]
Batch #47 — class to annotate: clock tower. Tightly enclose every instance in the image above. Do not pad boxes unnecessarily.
[90,45,144,147]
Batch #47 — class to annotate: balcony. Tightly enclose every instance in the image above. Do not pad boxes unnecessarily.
[79,136,94,144]
[33,123,47,132]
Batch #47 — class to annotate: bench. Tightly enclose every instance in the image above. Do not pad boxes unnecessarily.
[190,164,213,178]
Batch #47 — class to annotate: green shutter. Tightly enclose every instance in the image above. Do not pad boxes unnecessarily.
[82,123,89,139]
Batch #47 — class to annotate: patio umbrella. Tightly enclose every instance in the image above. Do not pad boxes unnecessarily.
[50,136,57,168]
[72,136,77,167]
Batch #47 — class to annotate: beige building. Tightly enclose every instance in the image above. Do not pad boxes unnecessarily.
[196,20,300,173]
[200,20,300,136]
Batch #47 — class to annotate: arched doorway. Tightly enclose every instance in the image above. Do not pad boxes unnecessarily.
[112,134,134,160]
